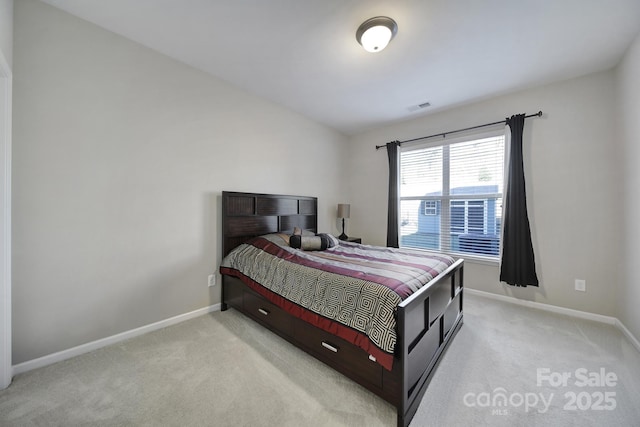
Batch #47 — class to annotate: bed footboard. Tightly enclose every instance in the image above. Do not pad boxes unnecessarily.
[396,258,464,426]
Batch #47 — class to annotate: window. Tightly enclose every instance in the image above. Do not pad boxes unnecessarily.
[451,200,487,234]
[424,200,438,216]
[399,132,505,258]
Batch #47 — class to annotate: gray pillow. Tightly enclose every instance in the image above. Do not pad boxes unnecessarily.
[290,233,337,251]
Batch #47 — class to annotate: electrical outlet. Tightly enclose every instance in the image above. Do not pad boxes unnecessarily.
[575,279,586,292]
[208,274,216,287]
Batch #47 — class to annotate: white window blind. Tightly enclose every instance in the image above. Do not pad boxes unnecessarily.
[399,133,505,259]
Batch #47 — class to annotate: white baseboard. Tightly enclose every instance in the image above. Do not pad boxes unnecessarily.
[615,318,640,354]
[464,288,616,324]
[12,304,221,376]
[465,288,640,353]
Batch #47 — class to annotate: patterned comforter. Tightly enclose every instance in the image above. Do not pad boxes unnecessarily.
[220,235,455,370]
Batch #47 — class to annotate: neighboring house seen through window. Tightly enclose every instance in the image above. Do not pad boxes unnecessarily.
[399,132,505,258]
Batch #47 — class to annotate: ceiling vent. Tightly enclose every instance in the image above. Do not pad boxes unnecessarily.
[407,102,431,112]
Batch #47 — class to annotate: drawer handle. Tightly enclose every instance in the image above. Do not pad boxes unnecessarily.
[321,342,339,353]
[258,308,270,316]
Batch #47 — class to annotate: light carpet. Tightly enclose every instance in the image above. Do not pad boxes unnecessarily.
[1,292,639,426]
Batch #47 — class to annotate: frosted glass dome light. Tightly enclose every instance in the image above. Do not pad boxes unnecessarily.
[356,17,398,53]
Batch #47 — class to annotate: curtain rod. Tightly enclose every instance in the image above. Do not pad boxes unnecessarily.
[375,110,543,150]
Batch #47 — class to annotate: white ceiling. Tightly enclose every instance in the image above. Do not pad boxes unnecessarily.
[40,0,640,135]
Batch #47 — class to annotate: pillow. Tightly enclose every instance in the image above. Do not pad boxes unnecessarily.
[274,233,291,245]
[322,233,341,248]
[261,233,291,246]
[290,233,337,251]
[292,227,315,237]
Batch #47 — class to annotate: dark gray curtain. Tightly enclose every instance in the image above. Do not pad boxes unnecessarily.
[386,141,400,248]
[500,114,538,287]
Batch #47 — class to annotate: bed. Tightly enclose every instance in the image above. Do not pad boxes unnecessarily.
[219,191,464,427]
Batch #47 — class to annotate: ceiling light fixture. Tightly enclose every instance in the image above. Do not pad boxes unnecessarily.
[356,16,398,53]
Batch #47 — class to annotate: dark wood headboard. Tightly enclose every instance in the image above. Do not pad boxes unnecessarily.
[222,191,318,257]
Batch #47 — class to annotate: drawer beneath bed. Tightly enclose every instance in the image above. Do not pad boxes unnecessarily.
[243,292,294,337]
[294,319,382,387]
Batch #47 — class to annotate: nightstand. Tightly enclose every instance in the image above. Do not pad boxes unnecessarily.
[341,237,361,244]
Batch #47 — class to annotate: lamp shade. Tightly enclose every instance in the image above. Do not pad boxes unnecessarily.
[356,16,398,53]
[337,204,351,219]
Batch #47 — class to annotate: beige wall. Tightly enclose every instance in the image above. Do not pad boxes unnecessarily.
[347,70,622,318]
[617,31,640,340]
[0,0,12,389]
[12,0,348,363]
[0,0,12,68]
